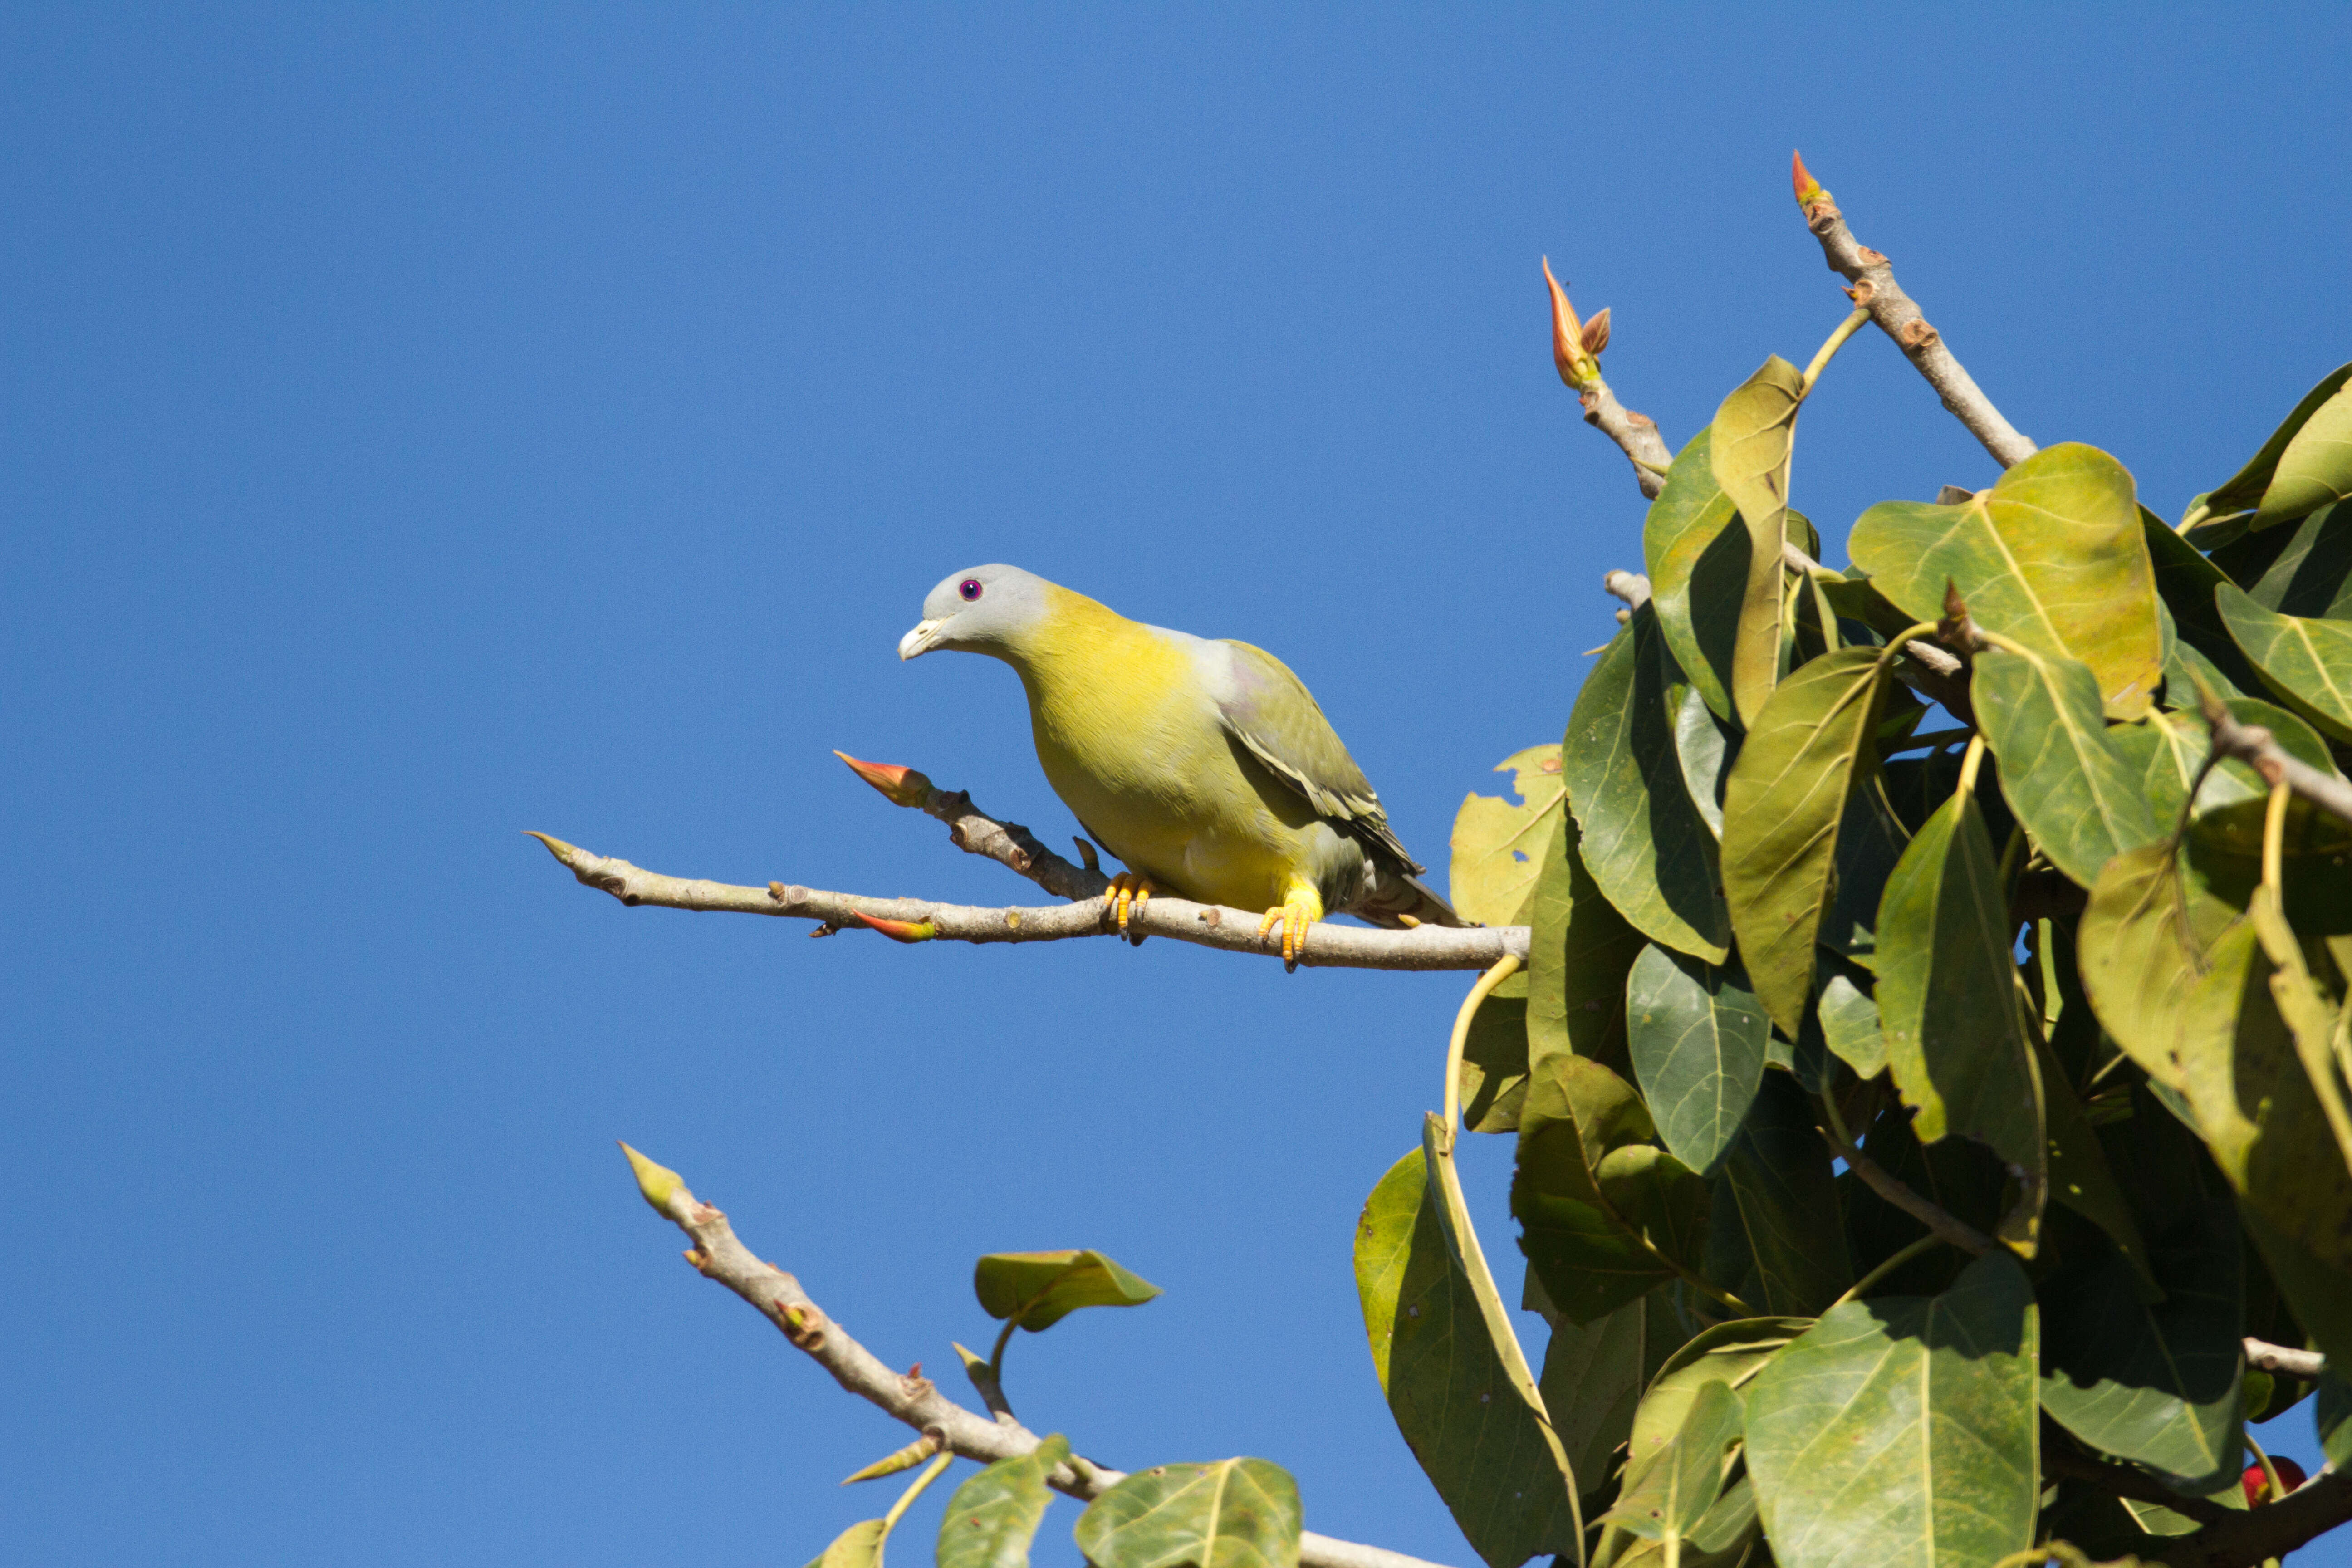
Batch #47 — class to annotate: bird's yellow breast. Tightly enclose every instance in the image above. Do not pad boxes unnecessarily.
[1009,586,1320,909]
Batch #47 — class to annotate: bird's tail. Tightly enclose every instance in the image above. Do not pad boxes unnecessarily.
[1354,861,1471,929]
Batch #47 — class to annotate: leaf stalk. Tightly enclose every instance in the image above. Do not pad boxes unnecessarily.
[1799,307,1873,396]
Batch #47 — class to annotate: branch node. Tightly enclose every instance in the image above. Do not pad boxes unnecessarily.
[1898,318,1941,353]
[778,1302,827,1350]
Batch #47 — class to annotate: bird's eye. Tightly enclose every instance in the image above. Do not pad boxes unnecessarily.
[959,579,983,602]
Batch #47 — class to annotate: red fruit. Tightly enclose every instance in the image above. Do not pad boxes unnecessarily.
[2244,1456,2309,1506]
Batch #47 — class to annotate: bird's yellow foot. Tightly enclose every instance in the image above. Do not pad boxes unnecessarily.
[1104,872,1156,944]
[1256,885,1324,972]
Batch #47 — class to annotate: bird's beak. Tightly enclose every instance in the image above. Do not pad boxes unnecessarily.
[898,618,945,661]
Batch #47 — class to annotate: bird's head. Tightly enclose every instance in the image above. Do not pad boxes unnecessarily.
[899,564,1055,661]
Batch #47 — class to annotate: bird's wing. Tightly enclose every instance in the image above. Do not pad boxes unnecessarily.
[1200,638,1425,875]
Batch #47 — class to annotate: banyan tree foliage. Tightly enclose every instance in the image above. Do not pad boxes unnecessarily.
[550,158,2352,1568]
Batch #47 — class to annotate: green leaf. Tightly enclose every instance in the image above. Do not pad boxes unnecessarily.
[975,1251,1161,1331]
[2200,361,2352,524]
[1562,610,1730,963]
[1514,1056,1709,1324]
[1671,682,1735,840]
[2215,582,2352,743]
[1534,1295,1648,1503]
[1625,1316,1809,1482]
[1744,1252,2040,1568]
[1072,1458,1301,1568]
[2112,705,2325,829]
[1814,964,1886,1078]
[1625,945,1769,1175]
[1710,356,1806,725]
[2041,1148,2242,1489]
[1451,746,1568,927]
[1972,646,2161,887]
[1355,1148,1581,1568]
[1644,427,1741,722]
[2172,906,2352,1353]
[1876,789,2047,1254]
[1701,1072,1853,1317]
[2241,499,2352,618]
[1816,778,1911,975]
[805,1519,887,1568]
[2253,378,2352,531]
[1526,811,1647,1080]
[1601,1380,1744,1545]
[1851,442,2162,717]
[939,1436,1070,1568]
[1838,1099,2011,1298]
[2320,1375,2352,1469]
[2036,1030,2155,1296]
[2144,506,2274,697]
[2241,1202,2352,1372]
[2250,887,2352,1176]
[1720,646,1890,1037]
[1457,991,1532,1135]
[2078,843,2248,1092]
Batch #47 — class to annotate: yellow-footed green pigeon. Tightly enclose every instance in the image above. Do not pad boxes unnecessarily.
[898,565,1465,964]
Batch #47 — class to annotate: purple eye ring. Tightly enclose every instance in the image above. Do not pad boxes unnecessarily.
[959,578,983,601]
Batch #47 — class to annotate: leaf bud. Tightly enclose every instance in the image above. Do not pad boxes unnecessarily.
[1543,257,1597,387]
[1791,149,1828,208]
[851,910,937,943]
[1580,307,1612,358]
[834,751,933,808]
[618,1142,686,1216]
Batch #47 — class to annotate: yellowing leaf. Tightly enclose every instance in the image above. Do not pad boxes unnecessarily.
[1450,745,1567,926]
[1710,356,1806,725]
[1852,443,2161,717]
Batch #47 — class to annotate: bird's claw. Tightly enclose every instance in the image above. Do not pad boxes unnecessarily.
[1256,890,1321,972]
[1104,873,1155,945]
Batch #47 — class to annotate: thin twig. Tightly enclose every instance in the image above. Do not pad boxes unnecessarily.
[2199,697,2352,828]
[2039,1423,2232,1525]
[1817,1092,1996,1256]
[1546,259,1674,499]
[528,834,1527,972]
[831,751,1110,901]
[1791,153,2037,469]
[622,1151,1461,1568]
[2244,1337,2327,1381]
[2149,1467,2352,1568]
[1780,538,1976,722]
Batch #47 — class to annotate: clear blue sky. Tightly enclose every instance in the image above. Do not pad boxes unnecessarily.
[5,6,2348,1565]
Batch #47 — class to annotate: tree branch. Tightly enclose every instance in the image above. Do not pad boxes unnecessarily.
[1817,1089,1997,1257]
[2149,1467,2352,1568]
[1545,259,1673,499]
[528,833,1528,972]
[1791,153,2038,470]
[618,1148,1462,1568]
[2040,1423,2232,1525]
[1781,538,1977,720]
[2244,1337,2327,1381]
[2200,699,2352,828]
[828,752,1112,902]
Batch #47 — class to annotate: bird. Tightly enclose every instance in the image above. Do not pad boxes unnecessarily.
[897,564,1464,966]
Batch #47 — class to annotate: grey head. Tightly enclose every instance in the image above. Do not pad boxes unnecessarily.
[898,564,1057,661]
